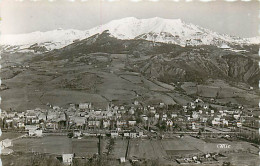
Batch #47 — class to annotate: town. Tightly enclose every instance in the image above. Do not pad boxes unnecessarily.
[1,97,259,165]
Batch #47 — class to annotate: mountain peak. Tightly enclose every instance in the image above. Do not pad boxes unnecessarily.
[94,17,187,40]
[111,17,182,22]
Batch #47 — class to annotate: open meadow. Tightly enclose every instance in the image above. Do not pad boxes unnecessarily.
[12,136,99,157]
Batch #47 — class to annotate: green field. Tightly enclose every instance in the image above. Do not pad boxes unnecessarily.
[5,134,260,166]
[0,132,24,141]
[13,136,99,157]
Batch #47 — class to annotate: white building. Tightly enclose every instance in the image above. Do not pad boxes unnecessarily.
[120,157,126,163]
[62,154,74,164]
[79,103,91,109]
[159,103,165,107]
[195,98,203,103]
[73,131,82,137]
[142,115,148,121]
[53,106,60,110]
[222,120,229,126]
[203,105,208,110]
[202,117,208,123]
[124,133,130,137]
[129,108,135,115]
[111,131,119,138]
[130,132,137,138]
[17,122,25,128]
[191,122,197,130]
[171,114,178,118]
[29,129,43,137]
[103,120,110,128]
[0,139,12,148]
[234,114,240,120]
[192,112,199,119]
[162,114,167,121]
[128,121,136,126]
[166,120,173,127]
[25,125,38,131]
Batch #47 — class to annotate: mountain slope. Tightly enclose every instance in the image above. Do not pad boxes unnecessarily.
[31,31,260,88]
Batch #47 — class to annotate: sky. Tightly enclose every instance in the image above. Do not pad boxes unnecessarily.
[0,0,259,38]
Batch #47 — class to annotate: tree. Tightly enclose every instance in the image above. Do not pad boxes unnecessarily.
[9,121,14,129]
[198,130,202,136]
[136,117,142,124]
[160,121,167,131]
[67,132,73,138]
[0,118,4,128]
[72,158,80,166]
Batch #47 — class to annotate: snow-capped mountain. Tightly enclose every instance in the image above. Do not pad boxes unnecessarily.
[245,36,260,44]
[1,17,259,52]
[0,29,87,51]
[89,17,253,46]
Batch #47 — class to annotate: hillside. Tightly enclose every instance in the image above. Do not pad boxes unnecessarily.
[0,31,259,111]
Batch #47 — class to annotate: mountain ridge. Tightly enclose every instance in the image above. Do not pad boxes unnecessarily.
[1,17,259,52]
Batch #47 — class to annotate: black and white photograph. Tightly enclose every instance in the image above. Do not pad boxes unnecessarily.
[0,0,259,165]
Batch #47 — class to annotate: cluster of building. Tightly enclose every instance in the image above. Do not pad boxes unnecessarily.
[0,98,259,166]
[176,153,225,165]
[175,98,259,133]
[0,98,259,138]
[1,102,142,135]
